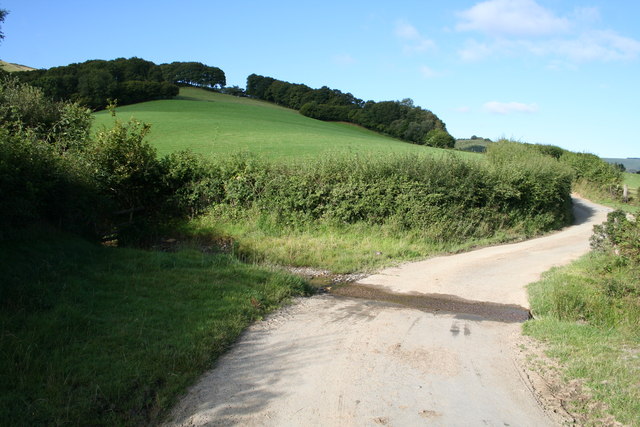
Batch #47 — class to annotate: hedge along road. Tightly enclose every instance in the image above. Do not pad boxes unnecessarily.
[165,197,611,427]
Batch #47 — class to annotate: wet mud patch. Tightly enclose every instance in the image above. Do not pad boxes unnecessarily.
[330,283,531,323]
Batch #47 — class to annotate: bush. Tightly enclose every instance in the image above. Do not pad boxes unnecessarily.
[162,150,223,217]
[424,128,455,148]
[591,210,640,264]
[186,148,574,241]
[560,151,622,198]
[86,119,166,241]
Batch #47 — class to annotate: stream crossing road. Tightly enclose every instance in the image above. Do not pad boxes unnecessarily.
[165,197,611,427]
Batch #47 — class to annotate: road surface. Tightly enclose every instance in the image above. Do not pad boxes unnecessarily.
[165,197,610,426]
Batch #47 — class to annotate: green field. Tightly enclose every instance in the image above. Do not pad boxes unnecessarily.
[624,172,640,190]
[93,87,449,160]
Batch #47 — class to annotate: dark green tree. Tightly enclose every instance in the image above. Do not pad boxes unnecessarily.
[425,129,455,148]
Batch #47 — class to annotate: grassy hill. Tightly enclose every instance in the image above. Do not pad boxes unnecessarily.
[0,60,36,72]
[93,87,452,160]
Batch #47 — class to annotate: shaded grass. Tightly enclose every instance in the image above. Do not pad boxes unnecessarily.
[92,88,457,161]
[525,252,640,425]
[0,227,310,425]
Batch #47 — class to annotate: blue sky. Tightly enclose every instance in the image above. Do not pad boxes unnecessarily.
[1,0,638,157]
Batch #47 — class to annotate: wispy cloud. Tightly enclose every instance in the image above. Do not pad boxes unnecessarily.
[395,20,436,54]
[456,0,569,37]
[483,101,538,114]
[455,0,640,63]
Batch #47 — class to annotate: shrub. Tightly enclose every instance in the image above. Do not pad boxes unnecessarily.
[424,128,455,148]
[162,150,223,217]
[591,210,640,264]
[85,119,166,242]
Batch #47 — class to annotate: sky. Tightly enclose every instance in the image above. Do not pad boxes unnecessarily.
[1,0,638,158]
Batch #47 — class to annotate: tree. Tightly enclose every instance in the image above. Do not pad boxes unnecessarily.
[424,129,455,148]
[0,8,7,43]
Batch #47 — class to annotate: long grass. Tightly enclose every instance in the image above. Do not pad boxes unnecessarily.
[0,227,310,425]
[92,87,456,161]
[186,208,521,273]
[524,252,640,425]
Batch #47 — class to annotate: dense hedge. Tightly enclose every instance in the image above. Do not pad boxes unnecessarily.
[176,142,574,240]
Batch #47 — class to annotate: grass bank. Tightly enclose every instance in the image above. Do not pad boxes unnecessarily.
[0,227,310,425]
[524,214,640,425]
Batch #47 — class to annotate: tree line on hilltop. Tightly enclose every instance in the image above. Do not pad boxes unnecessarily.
[8,58,225,110]
[3,52,454,148]
[246,74,455,148]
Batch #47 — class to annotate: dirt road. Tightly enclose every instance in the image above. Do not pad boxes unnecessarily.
[166,197,610,426]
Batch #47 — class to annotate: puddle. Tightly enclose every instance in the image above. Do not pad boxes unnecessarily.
[328,283,531,323]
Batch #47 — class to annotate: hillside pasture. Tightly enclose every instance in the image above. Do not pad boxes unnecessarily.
[93,88,456,160]
[624,172,640,190]
[0,60,36,72]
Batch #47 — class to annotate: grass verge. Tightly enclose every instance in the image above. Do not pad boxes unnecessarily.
[184,207,530,274]
[524,252,640,425]
[0,227,310,425]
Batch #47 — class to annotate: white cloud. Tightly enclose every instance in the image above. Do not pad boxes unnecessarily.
[552,30,640,62]
[483,101,539,114]
[332,53,356,66]
[455,1,640,63]
[456,0,569,37]
[395,20,436,54]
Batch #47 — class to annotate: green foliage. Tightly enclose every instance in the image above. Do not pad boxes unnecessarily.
[89,119,161,209]
[560,150,623,197]
[0,76,92,149]
[591,210,640,264]
[160,61,226,89]
[17,57,182,109]
[425,128,455,148]
[0,78,98,237]
[162,150,222,217]
[187,147,573,241]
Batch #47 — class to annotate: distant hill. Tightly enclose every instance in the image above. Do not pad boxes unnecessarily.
[604,158,640,173]
[455,138,494,153]
[0,60,36,72]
